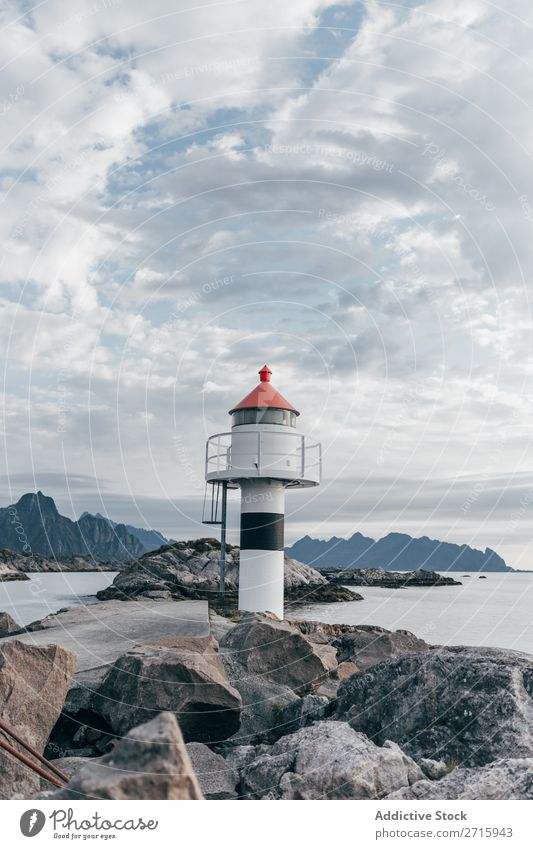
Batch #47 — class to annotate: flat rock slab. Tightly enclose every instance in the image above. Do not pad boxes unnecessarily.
[0,599,209,672]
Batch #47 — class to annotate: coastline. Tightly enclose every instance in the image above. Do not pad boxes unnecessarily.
[1,597,532,801]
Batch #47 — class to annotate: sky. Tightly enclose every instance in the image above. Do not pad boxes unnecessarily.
[1,0,533,568]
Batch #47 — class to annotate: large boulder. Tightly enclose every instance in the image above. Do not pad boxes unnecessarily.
[220,614,337,695]
[0,640,77,798]
[220,652,303,745]
[273,694,330,737]
[0,611,23,636]
[219,649,330,745]
[45,713,203,800]
[335,626,429,671]
[294,620,429,673]
[335,646,533,767]
[387,758,533,800]
[241,721,424,799]
[96,635,242,743]
[97,539,360,605]
[186,742,238,799]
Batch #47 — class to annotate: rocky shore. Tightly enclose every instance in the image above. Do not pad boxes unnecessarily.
[0,548,120,574]
[96,539,363,606]
[0,596,531,801]
[323,567,462,587]
[0,554,29,582]
[0,537,530,802]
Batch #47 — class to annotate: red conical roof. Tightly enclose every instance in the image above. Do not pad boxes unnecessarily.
[229,365,300,415]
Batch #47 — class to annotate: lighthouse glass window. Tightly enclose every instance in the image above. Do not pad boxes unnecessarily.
[233,408,297,427]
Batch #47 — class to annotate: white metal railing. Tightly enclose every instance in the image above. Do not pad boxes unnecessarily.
[205,431,321,483]
[205,433,232,476]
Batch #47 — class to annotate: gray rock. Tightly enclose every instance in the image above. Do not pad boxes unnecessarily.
[274,694,330,737]
[325,567,461,587]
[388,758,533,800]
[0,547,117,575]
[419,758,449,780]
[40,756,100,792]
[336,660,359,680]
[62,666,109,715]
[97,539,359,605]
[140,590,172,599]
[209,612,238,644]
[316,678,340,700]
[335,625,429,671]
[0,610,23,636]
[292,620,429,672]
[222,744,257,778]
[45,713,204,800]
[96,635,242,743]
[186,743,237,799]
[242,721,424,799]
[335,645,533,767]
[0,640,77,798]
[0,554,29,582]
[220,652,301,744]
[220,614,337,695]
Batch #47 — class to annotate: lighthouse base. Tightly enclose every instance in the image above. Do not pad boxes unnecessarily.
[238,479,285,619]
[239,550,284,619]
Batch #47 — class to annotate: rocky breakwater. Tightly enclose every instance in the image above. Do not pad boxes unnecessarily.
[38,612,445,800]
[323,567,461,588]
[50,613,338,760]
[5,608,531,800]
[97,538,362,606]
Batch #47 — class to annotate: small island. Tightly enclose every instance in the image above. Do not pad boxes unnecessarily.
[322,567,462,588]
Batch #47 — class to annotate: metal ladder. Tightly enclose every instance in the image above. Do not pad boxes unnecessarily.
[202,481,228,607]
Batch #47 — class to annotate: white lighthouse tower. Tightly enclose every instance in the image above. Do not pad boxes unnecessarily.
[205,365,321,619]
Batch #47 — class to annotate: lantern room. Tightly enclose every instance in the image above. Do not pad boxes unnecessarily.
[229,365,299,428]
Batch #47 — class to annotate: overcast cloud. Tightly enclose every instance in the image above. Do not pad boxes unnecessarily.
[2,1,533,567]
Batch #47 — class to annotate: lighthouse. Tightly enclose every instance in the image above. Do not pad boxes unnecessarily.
[205,365,321,619]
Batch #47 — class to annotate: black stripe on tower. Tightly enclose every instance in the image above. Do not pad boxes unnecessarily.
[240,512,284,551]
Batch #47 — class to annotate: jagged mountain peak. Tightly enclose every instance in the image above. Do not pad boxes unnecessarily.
[0,492,145,561]
[15,490,60,518]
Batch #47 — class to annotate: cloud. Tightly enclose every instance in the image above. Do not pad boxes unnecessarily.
[1,1,533,567]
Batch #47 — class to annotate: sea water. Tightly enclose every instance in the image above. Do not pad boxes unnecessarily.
[292,572,533,654]
[0,571,118,626]
[1,570,532,655]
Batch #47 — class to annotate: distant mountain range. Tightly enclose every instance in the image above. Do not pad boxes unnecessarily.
[0,492,174,561]
[79,512,175,553]
[286,532,512,572]
[0,492,513,572]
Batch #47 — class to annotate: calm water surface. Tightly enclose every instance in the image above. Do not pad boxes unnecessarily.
[293,572,533,655]
[0,571,118,626]
[2,571,533,655]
